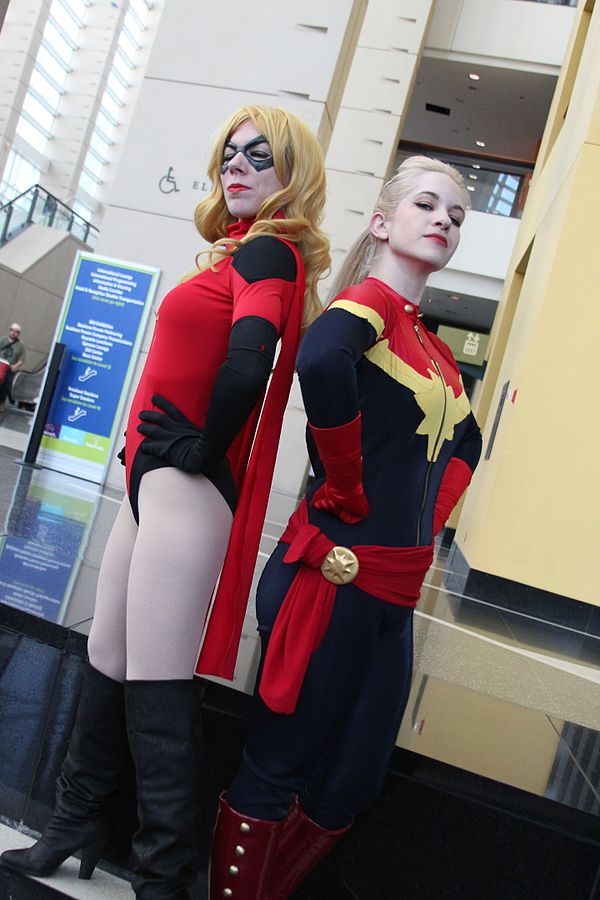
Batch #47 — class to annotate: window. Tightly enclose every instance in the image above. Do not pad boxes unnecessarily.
[1,0,155,215]
[3,0,81,173]
[0,151,42,204]
[77,0,153,202]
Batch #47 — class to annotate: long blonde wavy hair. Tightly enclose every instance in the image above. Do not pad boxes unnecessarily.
[193,106,330,330]
[329,155,470,300]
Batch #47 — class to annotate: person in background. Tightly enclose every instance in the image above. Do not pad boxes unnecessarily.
[0,323,25,413]
[209,156,483,899]
[0,106,330,899]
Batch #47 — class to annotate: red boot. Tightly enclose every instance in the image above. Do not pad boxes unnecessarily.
[267,797,352,899]
[209,794,284,900]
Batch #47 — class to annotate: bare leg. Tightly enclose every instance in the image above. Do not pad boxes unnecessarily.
[88,467,232,681]
[87,497,137,682]
[125,466,233,680]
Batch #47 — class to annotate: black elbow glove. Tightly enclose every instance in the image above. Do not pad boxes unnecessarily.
[137,316,278,473]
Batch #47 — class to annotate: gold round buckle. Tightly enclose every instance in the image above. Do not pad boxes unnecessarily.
[320,546,359,585]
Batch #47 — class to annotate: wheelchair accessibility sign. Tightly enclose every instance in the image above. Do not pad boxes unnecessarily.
[159,166,180,194]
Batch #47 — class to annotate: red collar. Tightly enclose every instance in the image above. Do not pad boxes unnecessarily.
[227,209,286,241]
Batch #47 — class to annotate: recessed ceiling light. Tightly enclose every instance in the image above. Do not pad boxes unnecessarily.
[476,140,486,147]
[469,73,480,81]
[472,164,481,169]
[469,174,478,180]
[467,186,475,192]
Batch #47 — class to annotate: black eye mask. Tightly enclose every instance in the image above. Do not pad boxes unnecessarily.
[220,134,275,173]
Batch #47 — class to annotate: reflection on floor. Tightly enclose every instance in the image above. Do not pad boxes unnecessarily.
[1,407,599,898]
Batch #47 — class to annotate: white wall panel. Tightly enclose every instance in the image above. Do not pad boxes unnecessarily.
[427,0,573,68]
[145,0,356,102]
[360,0,433,51]
[326,107,400,177]
[323,169,382,252]
[424,211,519,305]
[101,79,324,225]
[450,209,520,280]
[341,47,418,115]
[95,205,196,326]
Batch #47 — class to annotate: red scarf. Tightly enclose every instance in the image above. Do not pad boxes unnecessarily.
[259,500,434,714]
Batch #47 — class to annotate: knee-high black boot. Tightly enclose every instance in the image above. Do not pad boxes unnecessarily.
[0,663,128,879]
[124,679,204,899]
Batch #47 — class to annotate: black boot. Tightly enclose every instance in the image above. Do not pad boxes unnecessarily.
[125,679,204,899]
[0,663,128,879]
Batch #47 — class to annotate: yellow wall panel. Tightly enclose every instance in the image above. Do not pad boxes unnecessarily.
[458,145,600,604]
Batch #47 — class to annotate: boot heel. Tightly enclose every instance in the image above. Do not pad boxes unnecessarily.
[78,838,105,880]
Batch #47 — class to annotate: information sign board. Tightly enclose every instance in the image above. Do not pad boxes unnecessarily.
[36,252,160,482]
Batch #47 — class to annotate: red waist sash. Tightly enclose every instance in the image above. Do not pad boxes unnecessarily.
[259,499,433,714]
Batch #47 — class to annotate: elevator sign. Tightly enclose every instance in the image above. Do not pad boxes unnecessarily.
[37,251,160,483]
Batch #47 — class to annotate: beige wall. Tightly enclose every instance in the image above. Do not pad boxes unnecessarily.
[398,675,561,796]
[456,0,600,606]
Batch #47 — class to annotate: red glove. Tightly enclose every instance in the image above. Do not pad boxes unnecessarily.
[309,414,369,524]
[433,457,473,535]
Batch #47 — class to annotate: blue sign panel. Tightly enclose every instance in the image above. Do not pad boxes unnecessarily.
[0,473,97,622]
[37,253,160,482]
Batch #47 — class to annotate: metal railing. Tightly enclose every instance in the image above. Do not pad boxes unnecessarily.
[525,0,576,5]
[0,185,99,249]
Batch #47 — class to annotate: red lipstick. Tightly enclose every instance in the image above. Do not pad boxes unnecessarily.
[424,234,448,247]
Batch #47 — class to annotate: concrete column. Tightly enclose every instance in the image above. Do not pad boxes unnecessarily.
[322,0,435,293]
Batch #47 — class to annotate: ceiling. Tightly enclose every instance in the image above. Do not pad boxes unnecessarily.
[401,56,558,164]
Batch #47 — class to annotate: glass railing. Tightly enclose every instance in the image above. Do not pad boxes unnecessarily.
[396,146,534,219]
[523,0,576,5]
[453,163,530,218]
[0,184,99,249]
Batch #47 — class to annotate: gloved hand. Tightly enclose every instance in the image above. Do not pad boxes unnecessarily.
[309,414,369,524]
[137,394,207,473]
[116,431,126,466]
[432,457,473,535]
[311,480,369,524]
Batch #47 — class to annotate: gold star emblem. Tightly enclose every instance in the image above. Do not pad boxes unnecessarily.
[320,547,360,584]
